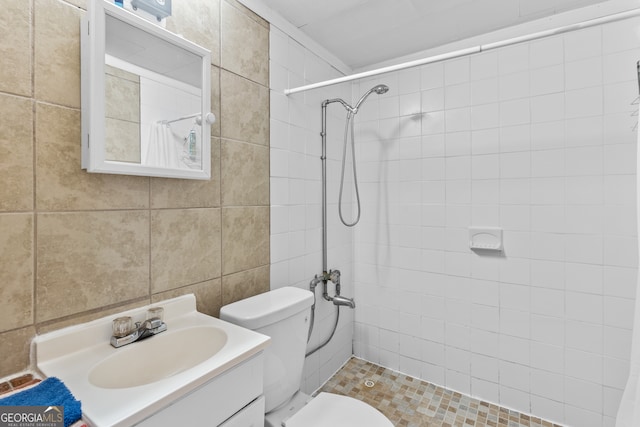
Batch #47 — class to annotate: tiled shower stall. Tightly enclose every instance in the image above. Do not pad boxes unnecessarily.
[270,10,640,427]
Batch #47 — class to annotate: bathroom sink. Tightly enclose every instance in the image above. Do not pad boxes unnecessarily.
[34,294,271,427]
[88,326,228,388]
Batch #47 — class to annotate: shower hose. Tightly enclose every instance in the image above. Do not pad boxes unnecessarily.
[338,111,361,227]
[305,274,341,357]
[305,295,340,358]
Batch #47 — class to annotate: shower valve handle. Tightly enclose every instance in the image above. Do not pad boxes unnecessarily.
[329,269,341,285]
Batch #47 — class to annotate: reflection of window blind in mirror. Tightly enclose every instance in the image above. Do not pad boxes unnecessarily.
[105,14,202,88]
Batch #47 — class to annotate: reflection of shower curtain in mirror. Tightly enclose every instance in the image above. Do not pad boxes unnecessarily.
[144,123,181,168]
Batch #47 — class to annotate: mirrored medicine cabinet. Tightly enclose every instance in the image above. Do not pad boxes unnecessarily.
[81,0,213,179]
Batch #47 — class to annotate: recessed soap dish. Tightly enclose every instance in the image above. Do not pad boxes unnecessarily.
[469,227,503,251]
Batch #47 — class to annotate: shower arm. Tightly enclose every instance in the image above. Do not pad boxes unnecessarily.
[323,98,356,114]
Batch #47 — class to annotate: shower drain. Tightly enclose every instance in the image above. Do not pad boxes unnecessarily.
[363,379,375,388]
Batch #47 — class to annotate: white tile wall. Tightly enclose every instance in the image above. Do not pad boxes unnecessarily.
[269,26,356,394]
[352,17,640,427]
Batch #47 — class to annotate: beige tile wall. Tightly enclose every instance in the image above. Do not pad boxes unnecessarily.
[0,0,270,378]
[104,66,141,162]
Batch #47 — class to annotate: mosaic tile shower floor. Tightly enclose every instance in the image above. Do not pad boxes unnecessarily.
[319,357,562,427]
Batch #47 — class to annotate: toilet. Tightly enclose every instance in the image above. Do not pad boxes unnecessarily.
[220,286,393,427]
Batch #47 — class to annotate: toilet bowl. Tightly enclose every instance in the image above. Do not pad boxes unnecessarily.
[276,391,393,427]
[220,287,393,427]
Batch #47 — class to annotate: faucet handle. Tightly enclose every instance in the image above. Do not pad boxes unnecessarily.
[147,306,164,321]
[329,269,341,284]
[112,316,133,338]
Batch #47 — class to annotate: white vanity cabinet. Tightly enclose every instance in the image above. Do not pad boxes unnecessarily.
[136,353,264,427]
[35,295,270,427]
[218,396,265,427]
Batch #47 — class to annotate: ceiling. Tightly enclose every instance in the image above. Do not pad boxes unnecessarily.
[262,0,612,69]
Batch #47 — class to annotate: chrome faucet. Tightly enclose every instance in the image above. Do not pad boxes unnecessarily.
[110,317,167,348]
[316,269,356,309]
[331,294,356,308]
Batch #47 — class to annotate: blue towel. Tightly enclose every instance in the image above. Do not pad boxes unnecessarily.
[0,377,82,427]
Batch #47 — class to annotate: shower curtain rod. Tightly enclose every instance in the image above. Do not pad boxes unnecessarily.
[161,112,202,125]
[284,7,640,96]
[161,112,216,125]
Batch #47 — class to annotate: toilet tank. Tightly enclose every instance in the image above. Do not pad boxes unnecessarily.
[220,287,313,413]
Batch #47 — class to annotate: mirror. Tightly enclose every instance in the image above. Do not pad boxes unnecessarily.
[81,0,213,179]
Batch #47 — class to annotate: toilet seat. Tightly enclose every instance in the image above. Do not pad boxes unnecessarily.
[284,392,393,427]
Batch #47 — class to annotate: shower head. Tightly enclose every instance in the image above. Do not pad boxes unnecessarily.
[353,84,390,112]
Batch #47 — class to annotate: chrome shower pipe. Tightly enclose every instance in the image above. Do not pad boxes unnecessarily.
[305,100,350,358]
[324,97,356,114]
[305,92,379,356]
[320,99,330,276]
[319,97,358,273]
[319,98,357,290]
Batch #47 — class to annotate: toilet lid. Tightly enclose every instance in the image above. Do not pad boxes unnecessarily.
[284,392,394,427]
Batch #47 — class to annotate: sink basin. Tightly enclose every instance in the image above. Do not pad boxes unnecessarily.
[35,294,270,427]
[89,326,228,388]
